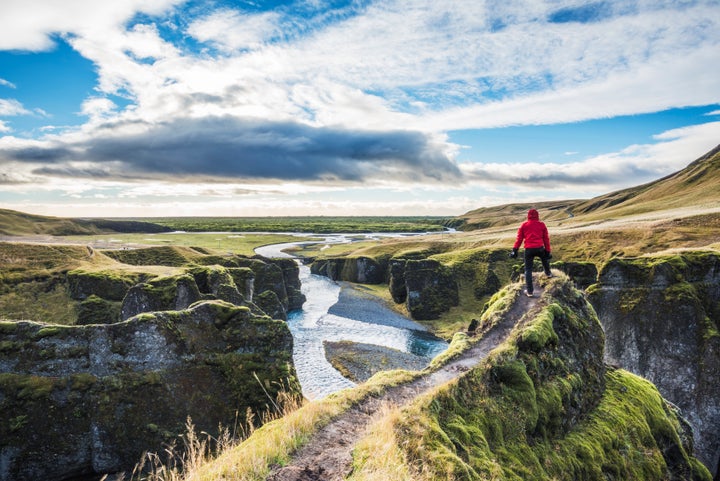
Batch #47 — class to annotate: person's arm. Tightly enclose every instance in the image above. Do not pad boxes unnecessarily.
[543,225,551,252]
[513,225,524,250]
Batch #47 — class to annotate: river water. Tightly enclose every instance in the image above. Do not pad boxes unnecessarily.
[255,235,448,399]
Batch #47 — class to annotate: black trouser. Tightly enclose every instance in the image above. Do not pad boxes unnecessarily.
[524,247,551,294]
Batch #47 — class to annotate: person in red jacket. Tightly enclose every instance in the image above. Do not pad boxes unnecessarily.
[510,208,553,297]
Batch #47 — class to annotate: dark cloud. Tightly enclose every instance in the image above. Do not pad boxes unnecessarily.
[3,116,462,183]
[32,166,113,178]
[10,146,74,162]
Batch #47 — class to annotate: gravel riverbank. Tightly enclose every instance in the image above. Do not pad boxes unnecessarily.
[323,281,445,382]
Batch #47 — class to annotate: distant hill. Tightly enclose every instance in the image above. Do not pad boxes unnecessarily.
[0,209,171,236]
[454,144,720,230]
[570,144,720,219]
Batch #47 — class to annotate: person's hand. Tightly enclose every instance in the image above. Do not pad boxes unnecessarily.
[509,248,518,259]
[545,251,552,260]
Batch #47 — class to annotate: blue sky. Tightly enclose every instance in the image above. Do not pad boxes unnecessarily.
[0,0,719,218]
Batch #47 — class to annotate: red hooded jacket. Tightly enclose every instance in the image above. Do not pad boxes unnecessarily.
[513,209,551,251]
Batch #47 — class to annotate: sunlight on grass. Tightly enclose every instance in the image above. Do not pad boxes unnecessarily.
[60,233,317,256]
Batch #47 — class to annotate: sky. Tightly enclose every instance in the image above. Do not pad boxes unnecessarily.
[0,0,719,218]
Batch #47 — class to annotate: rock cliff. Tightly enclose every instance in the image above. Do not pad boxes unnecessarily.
[0,300,296,481]
[312,249,513,321]
[311,249,595,323]
[388,277,712,480]
[587,252,720,478]
[310,255,388,284]
[0,247,305,481]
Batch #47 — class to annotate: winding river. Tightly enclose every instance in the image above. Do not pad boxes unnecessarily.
[255,235,448,400]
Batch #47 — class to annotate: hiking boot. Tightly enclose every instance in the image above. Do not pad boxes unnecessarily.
[546,273,554,278]
[525,290,534,298]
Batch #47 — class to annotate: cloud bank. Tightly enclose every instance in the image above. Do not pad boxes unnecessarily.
[0,116,461,183]
[0,0,718,216]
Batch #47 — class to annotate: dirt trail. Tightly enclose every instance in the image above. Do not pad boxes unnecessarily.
[266,284,545,481]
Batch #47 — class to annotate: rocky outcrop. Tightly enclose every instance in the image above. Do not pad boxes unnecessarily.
[66,255,305,325]
[200,256,306,315]
[0,300,297,481]
[310,256,388,284]
[551,260,598,290]
[312,249,518,321]
[403,259,459,320]
[121,273,203,320]
[67,269,143,302]
[587,252,720,477]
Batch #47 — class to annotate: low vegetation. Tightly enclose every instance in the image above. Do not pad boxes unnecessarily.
[145,216,452,233]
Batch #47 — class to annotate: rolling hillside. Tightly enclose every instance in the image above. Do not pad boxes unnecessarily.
[455,144,720,230]
[570,144,720,219]
[0,209,170,236]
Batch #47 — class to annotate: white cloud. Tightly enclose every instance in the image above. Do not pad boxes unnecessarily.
[0,99,30,116]
[188,9,282,52]
[460,121,720,192]
[80,97,117,118]
[14,0,715,138]
[1,0,719,217]
[0,78,16,89]
[0,0,182,51]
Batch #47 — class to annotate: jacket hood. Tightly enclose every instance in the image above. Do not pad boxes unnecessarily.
[527,209,539,220]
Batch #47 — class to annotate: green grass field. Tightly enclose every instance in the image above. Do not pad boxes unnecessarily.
[141,216,451,233]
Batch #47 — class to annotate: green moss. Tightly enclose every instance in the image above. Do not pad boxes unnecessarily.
[663,281,698,303]
[0,340,22,352]
[0,279,77,325]
[9,415,28,432]
[0,320,18,333]
[618,288,646,313]
[77,295,121,324]
[517,304,560,352]
[34,326,66,338]
[102,246,194,267]
[0,373,58,400]
[70,373,97,391]
[67,269,139,301]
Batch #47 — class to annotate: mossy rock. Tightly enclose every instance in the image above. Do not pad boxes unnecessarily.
[0,300,298,480]
[588,251,720,474]
[404,259,459,320]
[66,269,140,301]
[77,295,120,325]
[254,290,287,321]
[102,246,195,267]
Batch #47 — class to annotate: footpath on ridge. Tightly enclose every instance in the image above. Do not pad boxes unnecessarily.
[266,283,544,481]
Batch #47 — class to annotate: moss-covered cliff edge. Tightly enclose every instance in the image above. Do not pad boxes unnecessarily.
[186,275,711,481]
[587,251,720,478]
[350,276,711,480]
